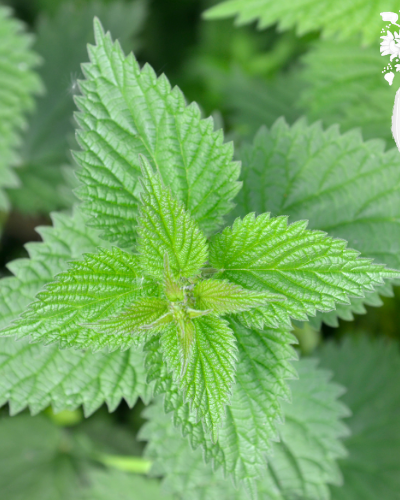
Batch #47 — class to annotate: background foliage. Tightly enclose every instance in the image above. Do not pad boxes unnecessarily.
[0,0,399,498]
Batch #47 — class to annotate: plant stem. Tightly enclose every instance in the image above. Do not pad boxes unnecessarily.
[97,453,153,474]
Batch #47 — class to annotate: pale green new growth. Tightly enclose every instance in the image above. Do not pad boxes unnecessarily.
[0,5,42,210]
[203,0,392,45]
[88,298,169,337]
[142,358,349,500]
[210,212,399,328]
[193,279,284,314]
[138,156,208,279]
[74,18,240,248]
[233,119,400,326]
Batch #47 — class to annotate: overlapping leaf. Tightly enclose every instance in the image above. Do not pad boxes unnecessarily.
[1,246,156,350]
[7,0,147,214]
[298,39,396,147]
[232,119,400,327]
[159,315,237,442]
[138,156,208,279]
[0,5,42,211]
[74,18,240,248]
[319,336,400,500]
[0,209,151,415]
[209,211,398,328]
[193,279,283,314]
[203,0,391,45]
[145,319,297,490]
[142,358,349,500]
[0,337,149,417]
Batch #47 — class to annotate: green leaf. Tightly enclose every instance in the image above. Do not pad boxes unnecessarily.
[210,212,398,328]
[74,18,240,249]
[0,5,42,211]
[0,208,151,415]
[89,298,170,338]
[232,119,400,327]
[141,357,349,500]
[1,246,155,350]
[145,319,297,488]
[298,39,396,148]
[203,0,391,45]
[0,208,106,330]
[319,336,400,500]
[138,156,208,279]
[0,337,150,417]
[7,0,147,214]
[0,413,168,500]
[159,315,237,441]
[193,278,284,314]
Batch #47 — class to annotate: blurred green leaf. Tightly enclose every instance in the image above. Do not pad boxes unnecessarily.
[0,413,167,500]
[7,0,147,214]
[0,5,42,212]
[298,39,396,149]
[319,335,400,500]
[204,0,392,45]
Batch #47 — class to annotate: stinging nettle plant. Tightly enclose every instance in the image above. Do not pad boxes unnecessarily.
[2,12,400,500]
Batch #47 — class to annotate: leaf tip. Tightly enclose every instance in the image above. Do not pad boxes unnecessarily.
[93,17,105,45]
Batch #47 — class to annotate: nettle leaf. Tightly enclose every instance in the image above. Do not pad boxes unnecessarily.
[298,40,397,147]
[0,337,150,417]
[1,246,155,351]
[0,208,106,330]
[193,279,284,314]
[7,0,147,214]
[74,18,240,248]
[232,119,400,327]
[145,319,297,489]
[209,212,398,328]
[0,208,150,416]
[141,358,349,500]
[319,336,400,500]
[91,298,170,337]
[159,315,237,442]
[138,156,208,279]
[203,0,390,45]
[0,5,42,211]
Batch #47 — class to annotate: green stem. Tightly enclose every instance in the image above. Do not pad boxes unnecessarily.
[97,453,153,474]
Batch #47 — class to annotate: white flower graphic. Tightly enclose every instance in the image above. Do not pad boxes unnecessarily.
[381,12,400,25]
[385,71,395,85]
[381,31,400,60]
